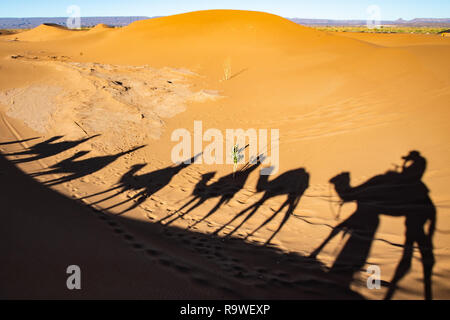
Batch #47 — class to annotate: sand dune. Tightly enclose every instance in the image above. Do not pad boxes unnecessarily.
[88,23,112,32]
[11,23,79,42]
[1,10,449,299]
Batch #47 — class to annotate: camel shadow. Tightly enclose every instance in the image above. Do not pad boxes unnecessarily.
[84,153,202,215]
[4,135,100,164]
[158,155,263,228]
[0,137,39,146]
[1,151,367,299]
[30,145,145,187]
[213,166,310,245]
[310,150,436,300]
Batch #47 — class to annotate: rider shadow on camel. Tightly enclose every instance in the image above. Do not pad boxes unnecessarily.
[309,150,436,300]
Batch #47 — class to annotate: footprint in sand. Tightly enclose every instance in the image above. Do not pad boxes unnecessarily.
[174,264,191,273]
[86,203,242,296]
[123,234,135,241]
[145,248,161,257]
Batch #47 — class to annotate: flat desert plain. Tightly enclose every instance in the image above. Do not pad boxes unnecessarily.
[0,10,449,299]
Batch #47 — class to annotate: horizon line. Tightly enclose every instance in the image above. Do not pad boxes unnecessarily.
[1,15,449,21]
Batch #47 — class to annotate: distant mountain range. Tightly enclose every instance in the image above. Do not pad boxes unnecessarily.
[1,16,449,29]
[290,18,450,27]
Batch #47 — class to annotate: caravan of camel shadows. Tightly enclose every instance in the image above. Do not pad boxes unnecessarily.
[1,135,437,300]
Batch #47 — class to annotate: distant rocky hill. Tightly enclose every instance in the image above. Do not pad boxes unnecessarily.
[290,17,450,27]
[0,16,449,29]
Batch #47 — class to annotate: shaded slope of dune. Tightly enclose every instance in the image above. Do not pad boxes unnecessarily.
[0,153,217,299]
[0,151,367,299]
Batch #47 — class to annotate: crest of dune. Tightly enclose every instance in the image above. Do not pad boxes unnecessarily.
[7,10,376,72]
[11,23,79,42]
[88,23,113,33]
[84,10,373,70]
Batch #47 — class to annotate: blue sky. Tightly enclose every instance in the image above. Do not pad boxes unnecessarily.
[1,0,449,20]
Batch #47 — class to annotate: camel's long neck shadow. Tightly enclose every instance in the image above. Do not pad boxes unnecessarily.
[332,178,355,203]
[59,152,88,165]
[331,174,398,203]
[171,154,200,175]
[195,175,214,193]
[173,162,190,174]
[256,174,270,193]
[120,166,146,186]
[236,162,261,185]
[39,136,63,146]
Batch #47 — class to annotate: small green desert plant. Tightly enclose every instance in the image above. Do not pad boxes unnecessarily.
[231,144,239,178]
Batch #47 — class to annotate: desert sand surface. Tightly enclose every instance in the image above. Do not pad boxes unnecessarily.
[0,10,449,299]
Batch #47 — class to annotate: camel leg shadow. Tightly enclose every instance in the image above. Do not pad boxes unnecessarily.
[385,216,435,300]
